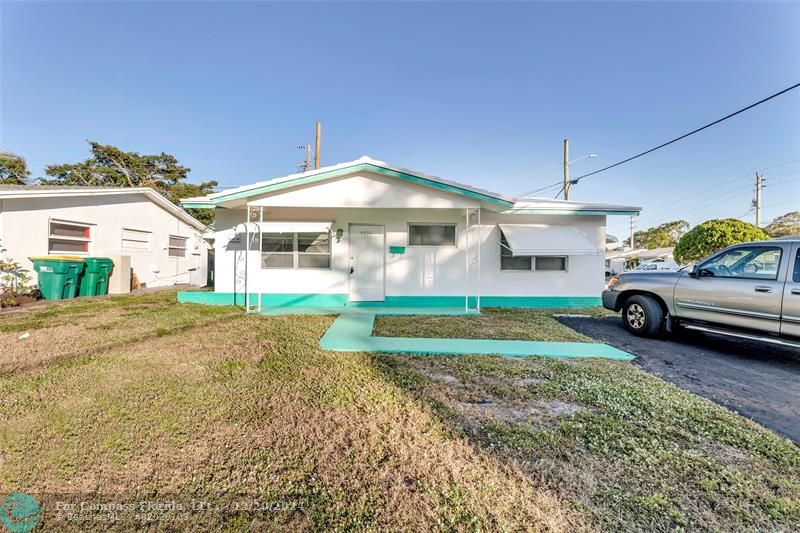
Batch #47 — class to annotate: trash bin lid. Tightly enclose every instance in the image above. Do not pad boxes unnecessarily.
[29,256,85,262]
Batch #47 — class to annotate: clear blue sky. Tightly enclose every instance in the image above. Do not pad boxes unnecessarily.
[2,1,798,239]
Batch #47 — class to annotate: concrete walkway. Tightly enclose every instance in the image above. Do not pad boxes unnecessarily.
[317,311,634,360]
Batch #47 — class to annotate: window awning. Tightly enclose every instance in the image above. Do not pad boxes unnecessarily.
[498,224,599,256]
[259,222,333,233]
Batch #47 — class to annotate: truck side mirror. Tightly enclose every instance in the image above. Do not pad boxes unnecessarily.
[688,263,699,278]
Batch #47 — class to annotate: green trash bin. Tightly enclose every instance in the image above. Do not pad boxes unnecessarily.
[78,257,114,297]
[29,256,86,300]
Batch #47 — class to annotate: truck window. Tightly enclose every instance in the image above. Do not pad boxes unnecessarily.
[794,249,800,283]
[700,247,782,280]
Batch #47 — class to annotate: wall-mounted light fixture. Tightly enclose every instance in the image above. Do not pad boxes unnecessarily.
[336,228,344,243]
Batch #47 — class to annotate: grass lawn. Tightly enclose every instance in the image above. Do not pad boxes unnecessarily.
[373,307,614,342]
[1,292,798,531]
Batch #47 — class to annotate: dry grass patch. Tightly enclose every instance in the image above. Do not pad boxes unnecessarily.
[0,291,583,531]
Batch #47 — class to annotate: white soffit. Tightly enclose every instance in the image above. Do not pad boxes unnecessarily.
[259,222,333,233]
[499,224,599,256]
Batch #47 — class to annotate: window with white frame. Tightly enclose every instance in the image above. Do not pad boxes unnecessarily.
[168,235,188,257]
[408,224,457,246]
[499,231,566,271]
[121,228,152,250]
[48,220,93,255]
[261,231,331,269]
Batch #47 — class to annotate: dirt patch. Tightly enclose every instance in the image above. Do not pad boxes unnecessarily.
[0,318,117,375]
[425,371,461,385]
[515,377,544,387]
[456,398,586,426]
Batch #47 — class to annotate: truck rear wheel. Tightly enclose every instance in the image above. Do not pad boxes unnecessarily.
[622,295,664,337]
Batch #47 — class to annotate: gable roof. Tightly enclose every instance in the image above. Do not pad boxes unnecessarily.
[0,185,207,231]
[180,156,641,216]
[183,156,515,208]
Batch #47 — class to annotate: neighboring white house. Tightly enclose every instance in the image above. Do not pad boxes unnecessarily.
[606,247,677,275]
[0,186,210,290]
[179,156,640,310]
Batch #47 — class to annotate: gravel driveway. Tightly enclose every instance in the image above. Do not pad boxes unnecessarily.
[557,316,800,444]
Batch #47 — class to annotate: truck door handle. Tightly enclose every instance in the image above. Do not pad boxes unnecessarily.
[792,288,800,295]
[350,267,354,275]
[754,286,772,293]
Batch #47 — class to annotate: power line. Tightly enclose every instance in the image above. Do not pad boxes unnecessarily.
[570,82,800,185]
[639,157,800,218]
[645,187,755,226]
[518,182,563,197]
[762,199,800,210]
[646,174,800,227]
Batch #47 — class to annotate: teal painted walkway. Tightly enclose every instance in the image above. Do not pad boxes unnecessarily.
[316,311,634,361]
[261,306,472,316]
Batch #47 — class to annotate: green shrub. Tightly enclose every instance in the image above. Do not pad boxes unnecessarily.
[674,219,770,264]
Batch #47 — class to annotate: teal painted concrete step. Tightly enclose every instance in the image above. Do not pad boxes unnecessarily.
[320,313,634,361]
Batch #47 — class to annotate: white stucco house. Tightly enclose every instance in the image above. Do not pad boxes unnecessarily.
[0,186,210,291]
[179,156,640,310]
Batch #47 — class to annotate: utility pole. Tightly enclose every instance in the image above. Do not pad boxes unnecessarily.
[753,172,763,227]
[314,121,322,170]
[563,138,570,200]
[629,215,636,250]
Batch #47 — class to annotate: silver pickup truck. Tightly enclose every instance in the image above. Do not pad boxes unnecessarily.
[602,238,800,349]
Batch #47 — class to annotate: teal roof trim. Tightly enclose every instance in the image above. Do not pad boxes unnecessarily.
[181,202,215,209]
[209,163,514,207]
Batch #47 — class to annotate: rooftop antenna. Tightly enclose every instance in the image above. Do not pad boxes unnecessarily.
[296,144,311,172]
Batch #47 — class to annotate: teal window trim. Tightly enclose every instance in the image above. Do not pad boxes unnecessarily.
[208,163,514,207]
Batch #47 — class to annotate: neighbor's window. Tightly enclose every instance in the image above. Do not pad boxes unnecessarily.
[535,256,567,271]
[48,220,92,254]
[168,235,188,258]
[408,224,456,246]
[499,231,566,271]
[262,231,331,269]
[121,228,152,250]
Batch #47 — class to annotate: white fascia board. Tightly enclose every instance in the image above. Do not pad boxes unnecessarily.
[507,197,641,215]
[259,221,333,233]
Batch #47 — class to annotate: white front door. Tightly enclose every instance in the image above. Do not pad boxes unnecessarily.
[349,224,385,302]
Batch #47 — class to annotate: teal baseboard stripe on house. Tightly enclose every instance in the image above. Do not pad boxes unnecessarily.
[479,296,602,308]
[261,293,348,307]
[177,291,259,306]
[178,292,602,309]
[177,292,347,307]
[378,296,602,308]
